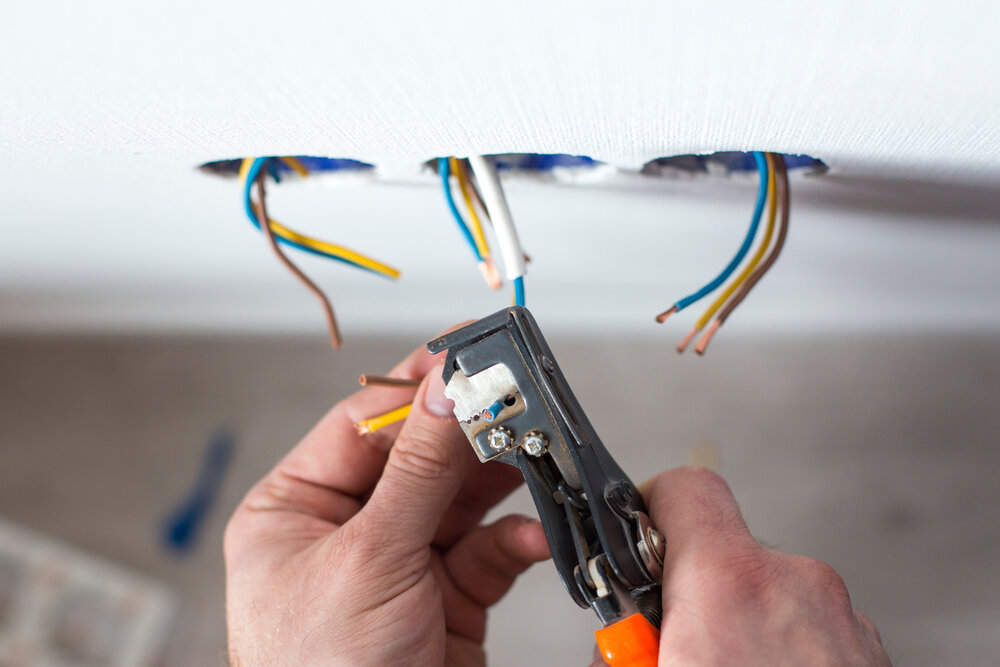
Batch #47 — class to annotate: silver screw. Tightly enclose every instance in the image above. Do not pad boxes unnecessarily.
[487,427,513,451]
[635,512,665,579]
[648,529,665,558]
[522,431,548,457]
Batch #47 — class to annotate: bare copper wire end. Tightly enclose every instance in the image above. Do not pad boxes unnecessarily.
[354,422,372,436]
[358,374,421,388]
[478,258,502,290]
[676,325,700,354]
[695,320,721,356]
[655,306,678,324]
[254,168,343,349]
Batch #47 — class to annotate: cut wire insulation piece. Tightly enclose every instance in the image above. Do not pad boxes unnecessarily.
[253,165,343,349]
[355,403,412,435]
[696,154,791,355]
[656,151,769,319]
[678,152,778,353]
[358,374,421,388]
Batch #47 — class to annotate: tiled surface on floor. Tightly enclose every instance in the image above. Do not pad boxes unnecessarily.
[0,334,997,666]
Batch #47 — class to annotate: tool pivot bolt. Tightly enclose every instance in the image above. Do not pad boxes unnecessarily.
[522,431,548,457]
[487,427,513,451]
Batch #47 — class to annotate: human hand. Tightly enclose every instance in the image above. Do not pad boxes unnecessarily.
[593,467,890,666]
[224,342,551,666]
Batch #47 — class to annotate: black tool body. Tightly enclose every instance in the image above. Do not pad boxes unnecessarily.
[427,306,663,627]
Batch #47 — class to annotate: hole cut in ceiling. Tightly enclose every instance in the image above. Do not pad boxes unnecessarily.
[198,156,375,179]
[641,152,827,178]
[198,151,827,184]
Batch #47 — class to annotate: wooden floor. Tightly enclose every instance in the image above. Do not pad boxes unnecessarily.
[1,333,998,666]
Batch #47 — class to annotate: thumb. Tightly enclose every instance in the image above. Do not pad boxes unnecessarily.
[644,466,757,566]
[360,360,471,556]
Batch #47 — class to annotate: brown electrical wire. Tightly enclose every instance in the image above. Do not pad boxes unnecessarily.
[462,159,491,225]
[695,154,790,355]
[358,374,421,388]
[254,166,343,349]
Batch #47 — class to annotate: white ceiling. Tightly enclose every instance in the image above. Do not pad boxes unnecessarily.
[1,1,998,338]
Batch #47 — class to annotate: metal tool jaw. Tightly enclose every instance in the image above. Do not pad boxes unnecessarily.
[427,306,665,628]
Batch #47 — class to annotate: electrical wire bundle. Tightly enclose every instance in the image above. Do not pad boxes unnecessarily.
[439,156,527,307]
[656,152,790,354]
[240,157,400,349]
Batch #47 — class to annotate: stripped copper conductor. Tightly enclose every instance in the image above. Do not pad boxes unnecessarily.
[358,374,421,388]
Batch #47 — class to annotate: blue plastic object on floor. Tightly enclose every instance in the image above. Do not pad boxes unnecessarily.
[161,427,235,554]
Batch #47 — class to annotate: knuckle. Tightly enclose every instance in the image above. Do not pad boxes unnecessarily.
[325,521,368,566]
[248,475,290,509]
[676,466,731,493]
[335,519,426,591]
[715,547,779,604]
[678,464,728,487]
[390,427,458,481]
[798,557,852,604]
[855,610,883,642]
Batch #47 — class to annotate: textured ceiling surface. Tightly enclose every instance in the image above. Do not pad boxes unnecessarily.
[1,1,998,335]
[3,0,999,178]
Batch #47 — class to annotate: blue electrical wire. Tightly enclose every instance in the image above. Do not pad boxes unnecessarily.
[242,157,384,277]
[513,276,525,307]
[482,399,504,421]
[670,151,769,312]
[438,158,483,262]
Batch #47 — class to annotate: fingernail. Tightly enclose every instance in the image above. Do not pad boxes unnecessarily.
[423,365,455,417]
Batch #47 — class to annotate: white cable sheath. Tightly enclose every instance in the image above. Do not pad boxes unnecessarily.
[467,155,526,280]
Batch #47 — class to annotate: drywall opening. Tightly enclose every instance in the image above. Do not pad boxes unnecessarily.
[641,152,827,178]
[198,157,375,180]
[422,153,613,183]
[198,152,826,184]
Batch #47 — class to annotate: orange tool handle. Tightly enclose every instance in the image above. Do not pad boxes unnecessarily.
[594,612,660,667]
